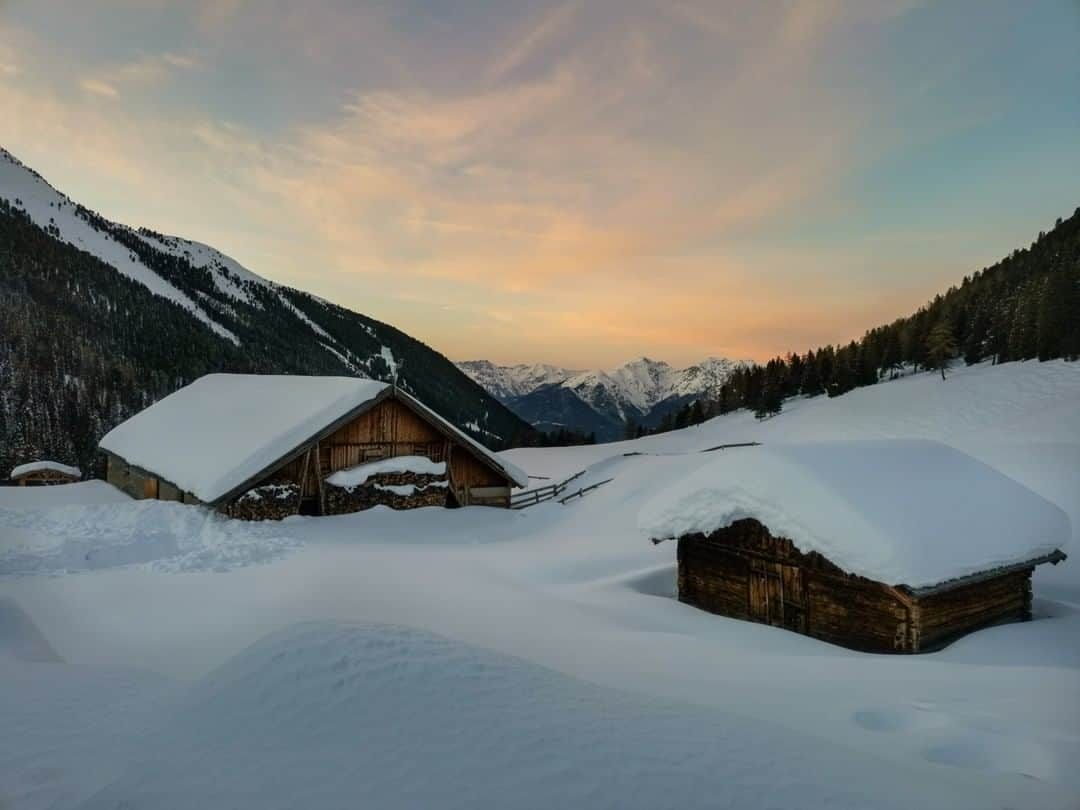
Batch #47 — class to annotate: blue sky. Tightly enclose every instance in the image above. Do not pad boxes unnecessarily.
[1,0,1077,366]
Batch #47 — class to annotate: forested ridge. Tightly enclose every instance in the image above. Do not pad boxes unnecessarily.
[0,200,535,477]
[638,207,1080,435]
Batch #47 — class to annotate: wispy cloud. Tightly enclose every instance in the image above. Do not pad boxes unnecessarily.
[76,50,202,98]
[79,78,119,97]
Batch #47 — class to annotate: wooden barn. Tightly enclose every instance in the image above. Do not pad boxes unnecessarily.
[643,440,1069,653]
[9,460,82,486]
[99,374,527,519]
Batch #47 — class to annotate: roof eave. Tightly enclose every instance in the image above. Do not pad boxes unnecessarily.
[903,549,1068,598]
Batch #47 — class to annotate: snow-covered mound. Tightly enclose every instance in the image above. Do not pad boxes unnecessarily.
[10,460,81,480]
[1,360,1078,809]
[80,621,991,810]
[326,455,447,488]
[639,439,1069,589]
[0,596,62,662]
[0,496,301,576]
[0,480,130,509]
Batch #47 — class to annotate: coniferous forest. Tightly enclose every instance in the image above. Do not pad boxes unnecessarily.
[638,207,1080,435]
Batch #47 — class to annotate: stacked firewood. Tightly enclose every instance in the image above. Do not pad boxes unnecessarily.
[325,470,449,515]
[228,483,302,521]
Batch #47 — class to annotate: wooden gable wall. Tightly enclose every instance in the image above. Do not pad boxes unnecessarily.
[252,396,511,506]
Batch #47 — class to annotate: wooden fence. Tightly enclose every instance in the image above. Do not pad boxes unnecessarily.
[510,470,586,509]
[556,478,614,504]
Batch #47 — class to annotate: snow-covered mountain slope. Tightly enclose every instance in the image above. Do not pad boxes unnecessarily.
[0,148,356,354]
[0,150,238,343]
[458,355,747,438]
[0,147,534,476]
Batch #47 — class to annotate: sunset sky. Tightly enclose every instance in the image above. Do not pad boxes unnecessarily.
[1,0,1077,367]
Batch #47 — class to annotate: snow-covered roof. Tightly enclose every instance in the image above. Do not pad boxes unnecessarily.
[10,460,82,480]
[99,374,527,503]
[100,375,389,503]
[639,440,1070,590]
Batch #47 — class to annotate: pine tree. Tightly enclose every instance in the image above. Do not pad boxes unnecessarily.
[926,320,959,380]
[754,360,784,419]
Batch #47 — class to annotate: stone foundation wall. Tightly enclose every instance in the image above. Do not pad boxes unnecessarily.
[228,483,301,521]
[325,471,449,515]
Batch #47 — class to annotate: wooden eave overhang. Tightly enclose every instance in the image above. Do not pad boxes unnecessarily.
[899,550,1067,599]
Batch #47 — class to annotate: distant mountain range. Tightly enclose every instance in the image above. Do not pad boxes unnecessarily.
[0,147,535,476]
[457,357,747,440]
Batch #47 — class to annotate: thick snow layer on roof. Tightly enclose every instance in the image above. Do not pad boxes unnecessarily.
[326,456,446,489]
[639,440,1070,589]
[10,461,82,480]
[100,375,389,503]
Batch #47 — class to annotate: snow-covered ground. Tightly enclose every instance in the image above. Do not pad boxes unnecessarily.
[1,359,1078,809]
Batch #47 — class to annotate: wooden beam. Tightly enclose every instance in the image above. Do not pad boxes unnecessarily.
[314,440,326,515]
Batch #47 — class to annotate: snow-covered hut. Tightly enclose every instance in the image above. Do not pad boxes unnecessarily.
[641,440,1069,653]
[9,460,82,486]
[99,374,527,518]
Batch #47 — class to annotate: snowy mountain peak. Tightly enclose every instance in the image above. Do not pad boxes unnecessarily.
[457,355,749,438]
[456,360,582,401]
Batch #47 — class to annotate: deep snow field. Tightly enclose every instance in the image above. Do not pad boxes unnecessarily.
[1,360,1079,809]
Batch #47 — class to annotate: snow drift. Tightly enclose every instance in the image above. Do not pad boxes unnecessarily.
[80,621,1000,810]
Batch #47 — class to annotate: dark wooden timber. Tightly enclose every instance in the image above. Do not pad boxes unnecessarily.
[673,518,1064,654]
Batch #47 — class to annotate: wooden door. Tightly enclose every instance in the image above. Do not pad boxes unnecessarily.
[748,559,807,633]
[143,477,159,499]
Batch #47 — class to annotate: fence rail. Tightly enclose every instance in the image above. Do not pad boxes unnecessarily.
[699,441,761,453]
[556,478,614,504]
[510,469,586,509]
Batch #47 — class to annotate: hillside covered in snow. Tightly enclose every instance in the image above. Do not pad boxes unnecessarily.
[0,148,534,476]
[0,359,1078,809]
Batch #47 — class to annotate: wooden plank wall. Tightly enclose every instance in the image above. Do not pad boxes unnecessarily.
[270,399,449,498]
[449,447,509,505]
[676,519,1038,653]
[677,520,912,653]
[250,398,511,507]
[321,399,445,472]
[805,574,910,652]
[915,569,1032,649]
[677,540,752,620]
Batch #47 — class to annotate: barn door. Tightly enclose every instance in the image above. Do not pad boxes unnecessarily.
[143,477,159,499]
[748,559,807,633]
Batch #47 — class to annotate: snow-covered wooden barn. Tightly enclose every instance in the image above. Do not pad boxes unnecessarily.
[99,374,527,518]
[641,440,1069,653]
[9,460,82,486]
